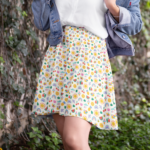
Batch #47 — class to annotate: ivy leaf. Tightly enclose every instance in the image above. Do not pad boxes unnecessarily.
[37,134,43,139]
[22,11,28,17]
[13,101,19,107]
[0,111,5,119]
[8,134,13,140]
[31,127,42,134]
[12,83,18,91]
[1,104,5,108]
[51,132,59,138]
[146,1,150,9]
[26,30,30,35]
[0,121,3,129]
[31,127,39,132]
[29,29,39,41]
[34,138,41,144]
[16,6,22,12]
[52,138,59,145]
[28,132,36,138]
[16,40,28,56]
[18,86,25,94]
[45,136,51,141]
[1,0,10,6]
[12,51,22,65]
[0,56,5,63]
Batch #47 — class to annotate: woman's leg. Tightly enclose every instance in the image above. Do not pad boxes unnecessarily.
[52,113,68,150]
[52,113,65,137]
[63,116,92,150]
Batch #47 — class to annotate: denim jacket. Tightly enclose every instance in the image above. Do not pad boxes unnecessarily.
[105,0,143,59]
[31,0,143,59]
[32,0,63,46]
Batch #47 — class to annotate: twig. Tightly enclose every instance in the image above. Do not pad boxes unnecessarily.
[20,133,29,142]
[20,131,30,142]
[41,118,53,134]
[23,130,30,141]
[41,119,62,140]
[10,144,30,149]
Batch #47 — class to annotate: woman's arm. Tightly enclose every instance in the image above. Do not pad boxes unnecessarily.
[104,0,143,35]
[104,0,120,22]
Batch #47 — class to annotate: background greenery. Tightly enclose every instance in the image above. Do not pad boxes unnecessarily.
[0,0,150,149]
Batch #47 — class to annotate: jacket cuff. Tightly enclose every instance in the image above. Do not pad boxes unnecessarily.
[108,5,131,29]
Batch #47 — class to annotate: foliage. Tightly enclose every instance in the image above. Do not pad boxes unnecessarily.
[89,116,150,150]
[1,115,63,150]
[1,115,150,150]
[26,127,62,150]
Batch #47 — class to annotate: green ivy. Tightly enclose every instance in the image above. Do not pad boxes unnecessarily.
[89,117,150,150]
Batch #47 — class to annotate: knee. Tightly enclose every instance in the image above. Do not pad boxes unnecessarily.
[63,134,83,150]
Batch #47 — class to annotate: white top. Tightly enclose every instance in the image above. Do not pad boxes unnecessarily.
[55,0,108,39]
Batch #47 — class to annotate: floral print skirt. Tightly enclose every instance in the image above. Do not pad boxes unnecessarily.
[31,25,118,130]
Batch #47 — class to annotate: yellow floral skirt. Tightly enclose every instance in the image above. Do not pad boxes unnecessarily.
[31,25,118,130]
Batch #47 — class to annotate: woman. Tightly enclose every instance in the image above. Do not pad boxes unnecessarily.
[31,0,140,149]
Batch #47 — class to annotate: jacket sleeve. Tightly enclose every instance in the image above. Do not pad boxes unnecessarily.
[32,0,50,31]
[108,0,143,35]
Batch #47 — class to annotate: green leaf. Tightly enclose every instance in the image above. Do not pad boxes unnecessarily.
[0,121,3,129]
[28,29,39,41]
[12,83,18,91]
[37,134,43,139]
[16,40,28,56]
[52,138,59,145]
[122,101,127,105]
[9,36,14,41]
[142,98,147,102]
[0,112,5,119]
[28,132,36,138]
[0,56,5,63]
[22,11,28,17]
[135,105,141,114]
[13,101,19,107]
[45,136,51,141]
[31,127,42,134]
[26,30,30,35]
[16,6,22,12]
[12,52,22,65]
[51,132,59,138]
[34,138,40,144]
[31,127,39,132]
[1,0,10,6]
[147,103,150,106]
[146,1,150,9]
[18,86,25,94]
[1,104,5,108]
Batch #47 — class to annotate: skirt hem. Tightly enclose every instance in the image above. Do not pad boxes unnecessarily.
[32,111,119,130]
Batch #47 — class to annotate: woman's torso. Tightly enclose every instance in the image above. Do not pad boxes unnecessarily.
[55,0,108,39]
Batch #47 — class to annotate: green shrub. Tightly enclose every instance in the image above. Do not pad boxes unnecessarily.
[89,117,150,150]
[26,127,62,150]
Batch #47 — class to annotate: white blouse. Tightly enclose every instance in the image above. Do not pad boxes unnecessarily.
[55,0,108,39]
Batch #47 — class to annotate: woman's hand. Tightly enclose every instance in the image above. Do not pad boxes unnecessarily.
[104,0,120,22]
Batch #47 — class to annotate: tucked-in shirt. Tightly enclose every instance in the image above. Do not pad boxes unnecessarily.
[55,0,108,39]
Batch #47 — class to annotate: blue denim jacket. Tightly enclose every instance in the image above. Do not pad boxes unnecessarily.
[32,0,63,46]
[105,0,143,59]
[31,0,143,59]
